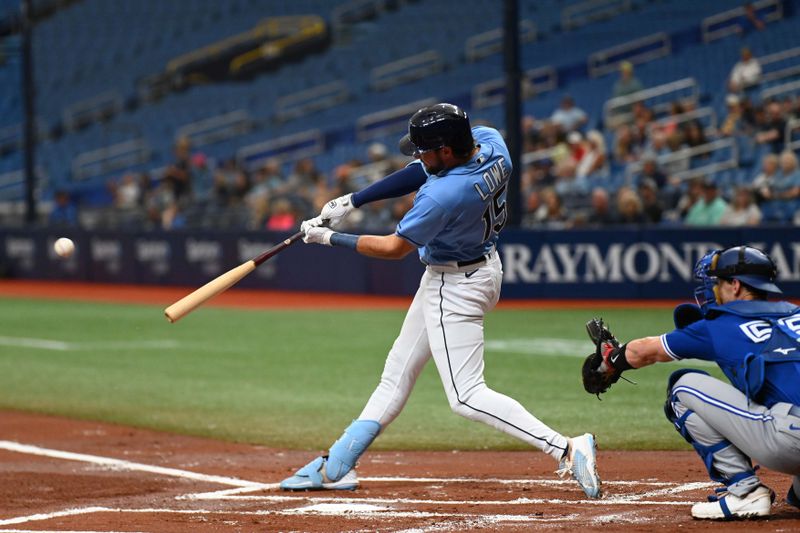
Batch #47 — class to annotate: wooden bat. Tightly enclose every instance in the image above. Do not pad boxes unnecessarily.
[164,230,304,323]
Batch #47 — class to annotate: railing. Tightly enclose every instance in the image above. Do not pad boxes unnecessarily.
[464,19,537,62]
[370,50,444,91]
[647,106,718,138]
[62,90,123,131]
[603,77,698,128]
[759,46,800,84]
[760,78,800,102]
[0,167,46,203]
[355,98,436,142]
[237,129,324,171]
[274,81,350,122]
[175,110,252,147]
[521,147,557,166]
[330,0,396,31]
[701,0,782,43]
[785,117,800,152]
[561,0,633,31]
[472,66,557,109]
[588,32,670,78]
[625,137,738,183]
[71,139,150,181]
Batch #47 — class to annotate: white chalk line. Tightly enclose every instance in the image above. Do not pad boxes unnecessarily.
[0,441,266,490]
[0,336,180,351]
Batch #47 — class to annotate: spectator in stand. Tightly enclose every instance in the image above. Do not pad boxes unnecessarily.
[110,173,142,210]
[719,186,762,226]
[550,95,588,133]
[685,180,728,226]
[190,152,213,201]
[670,177,705,221]
[586,187,617,226]
[49,190,78,227]
[728,47,761,94]
[720,94,747,137]
[638,178,664,224]
[752,153,779,203]
[756,102,786,154]
[529,187,569,228]
[162,136,193,203]
[682,121,707,150]
[612,124,639,164]
[616,187,646,225]
[636,154,668,190]
[739,2,766,36]
[265,198,297,231]
[576,130,609,179]
[772,150,800,201]
[285,158,323,215]
[612,61,644,100]
[522,115,545,152]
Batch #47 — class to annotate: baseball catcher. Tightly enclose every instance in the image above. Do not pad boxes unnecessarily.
[582,318,631,398]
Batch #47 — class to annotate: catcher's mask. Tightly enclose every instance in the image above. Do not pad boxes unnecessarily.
[694,245,781,310]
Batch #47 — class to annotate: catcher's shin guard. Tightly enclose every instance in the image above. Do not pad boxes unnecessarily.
[326,419,381,481]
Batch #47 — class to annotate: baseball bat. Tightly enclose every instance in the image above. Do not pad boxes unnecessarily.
[164,230,304,323]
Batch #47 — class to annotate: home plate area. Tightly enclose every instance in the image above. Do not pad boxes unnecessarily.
[0,412,797,532]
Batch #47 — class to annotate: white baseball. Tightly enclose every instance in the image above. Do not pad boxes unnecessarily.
[54,237,75,258]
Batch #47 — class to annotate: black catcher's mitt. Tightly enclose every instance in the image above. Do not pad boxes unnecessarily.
[582,318,622,397]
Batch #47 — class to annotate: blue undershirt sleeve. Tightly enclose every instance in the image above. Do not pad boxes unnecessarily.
[351,163,427,208]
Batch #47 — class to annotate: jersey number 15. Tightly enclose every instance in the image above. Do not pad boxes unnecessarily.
[481,184,507,242]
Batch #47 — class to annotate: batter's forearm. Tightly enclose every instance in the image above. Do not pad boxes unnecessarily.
[355,234,414,259]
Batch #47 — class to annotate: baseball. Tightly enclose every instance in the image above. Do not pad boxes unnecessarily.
[54,237,75,258]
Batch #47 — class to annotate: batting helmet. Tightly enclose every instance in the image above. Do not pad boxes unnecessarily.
[398,103,474,157]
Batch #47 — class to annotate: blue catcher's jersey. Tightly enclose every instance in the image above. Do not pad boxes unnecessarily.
[662,300,800,407]
[396,126,510,265]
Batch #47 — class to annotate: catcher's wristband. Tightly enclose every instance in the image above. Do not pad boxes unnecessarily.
[608,343,634,372]
[330,232,359,250]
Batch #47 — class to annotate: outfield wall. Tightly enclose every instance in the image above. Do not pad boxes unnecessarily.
[1,227,799,299]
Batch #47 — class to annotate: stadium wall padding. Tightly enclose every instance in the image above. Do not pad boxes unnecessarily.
[2,227,799,299]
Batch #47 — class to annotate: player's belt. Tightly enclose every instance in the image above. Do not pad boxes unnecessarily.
[457,255,489,267]
[789,404,800,418]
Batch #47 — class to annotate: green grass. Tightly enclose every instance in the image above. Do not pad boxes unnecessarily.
[0,297,715,451]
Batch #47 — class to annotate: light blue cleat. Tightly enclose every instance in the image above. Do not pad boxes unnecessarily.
[280,456,359,491]
[557,433,602,498]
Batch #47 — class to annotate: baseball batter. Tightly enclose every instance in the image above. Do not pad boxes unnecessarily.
[279,103,601,499]
[583,245,800,519]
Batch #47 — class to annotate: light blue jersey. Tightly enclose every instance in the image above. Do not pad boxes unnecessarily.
[396,126,511,265]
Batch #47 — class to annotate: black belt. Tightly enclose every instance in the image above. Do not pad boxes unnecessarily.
[457,255,488,268]
[790,404,800,418]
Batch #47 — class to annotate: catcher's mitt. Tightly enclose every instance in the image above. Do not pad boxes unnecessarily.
[582,318,622,397]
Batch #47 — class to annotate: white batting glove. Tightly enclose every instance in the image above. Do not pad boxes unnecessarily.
[303,226,334,246]
[300,216,324,235]
[321,193,355,228]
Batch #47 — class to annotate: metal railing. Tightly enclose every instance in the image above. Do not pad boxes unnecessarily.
[760,78,800,102]
[785,117,800,152]
[237,129,324,171]
[759,46,800,84]
[464,19,537,62]
[62,90,123,131]
[356,98,436,142]
[275,81,350,122]
[472,66,557,109]
[175,110,252,147]
[71,139,150,181]
[647,106,718,138]
[561,0,632,31]
[588,32,670,78]
[370,50,444,91]
[626,137,738,183]
[701,0,782,43]
[603,77,698,128]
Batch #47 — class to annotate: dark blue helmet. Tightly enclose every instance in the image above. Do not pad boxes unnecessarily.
[694,245,781,310]
[399,103,474,157]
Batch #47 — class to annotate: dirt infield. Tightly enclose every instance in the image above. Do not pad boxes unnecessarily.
[0,410,797,532]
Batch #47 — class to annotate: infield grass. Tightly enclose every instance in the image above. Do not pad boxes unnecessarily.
[0,296,712,451]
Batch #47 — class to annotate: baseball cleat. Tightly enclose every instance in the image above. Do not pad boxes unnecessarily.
[279,456,359,491]
[787,484,800,510]
[691,485,774,520]
[557,433,602,498]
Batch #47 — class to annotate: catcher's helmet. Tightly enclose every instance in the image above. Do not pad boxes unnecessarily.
[694,245,781,309]
[399,103,474,157]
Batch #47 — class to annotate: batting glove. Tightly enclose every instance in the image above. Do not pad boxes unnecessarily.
[300,216,324,235]
[321,193,355,228]
[303,226,334,246]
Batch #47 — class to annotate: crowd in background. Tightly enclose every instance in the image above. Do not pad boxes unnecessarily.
[47,23,800,233]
